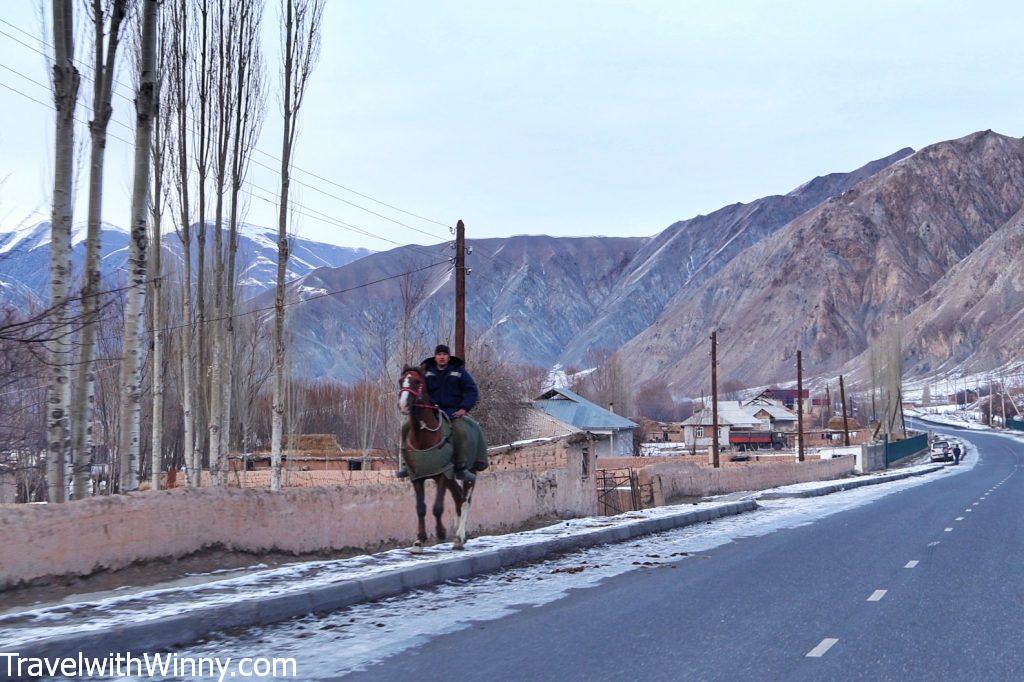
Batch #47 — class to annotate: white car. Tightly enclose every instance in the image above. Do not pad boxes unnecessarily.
[929,439,951,462]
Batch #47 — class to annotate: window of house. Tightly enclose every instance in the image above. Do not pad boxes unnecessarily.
[696,426,704,438]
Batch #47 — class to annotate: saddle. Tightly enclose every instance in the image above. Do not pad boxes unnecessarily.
[403,416,488,481]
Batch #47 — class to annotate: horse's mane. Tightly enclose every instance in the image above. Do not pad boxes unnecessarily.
[399,365,425,384]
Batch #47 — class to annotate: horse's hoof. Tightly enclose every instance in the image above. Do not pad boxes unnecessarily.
[452,539,465,551]
[411,542,423,554]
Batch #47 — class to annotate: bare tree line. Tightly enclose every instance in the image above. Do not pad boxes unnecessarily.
[3,0,542,503]
[0,0,326,503]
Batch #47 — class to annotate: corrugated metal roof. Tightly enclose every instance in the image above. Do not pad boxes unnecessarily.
[533,387,638,430]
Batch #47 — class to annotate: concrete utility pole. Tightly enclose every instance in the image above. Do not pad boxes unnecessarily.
[455,219,466,358]
[710,331,720,468]
[796,350,805,462]
[839,374,850,447]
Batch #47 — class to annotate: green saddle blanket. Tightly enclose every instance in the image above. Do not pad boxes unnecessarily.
[402,416,488,481]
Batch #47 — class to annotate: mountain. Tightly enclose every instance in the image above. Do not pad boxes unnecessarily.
[897,202,1024,377]
[255,235,645,381]
[617,130,1024,394]
[0,221,372,310]
[558,147,914,365]
[265,145,914,383]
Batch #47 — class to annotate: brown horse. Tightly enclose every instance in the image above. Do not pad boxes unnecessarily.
[398,366,476,551]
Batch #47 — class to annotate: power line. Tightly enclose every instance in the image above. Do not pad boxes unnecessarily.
[0,71,452,261]
[0,20,516,271]
[0,18,455,243]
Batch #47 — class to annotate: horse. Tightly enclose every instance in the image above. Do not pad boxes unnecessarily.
[398,366,476,552]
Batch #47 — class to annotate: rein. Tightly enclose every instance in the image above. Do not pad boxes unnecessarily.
[400,378,445,433]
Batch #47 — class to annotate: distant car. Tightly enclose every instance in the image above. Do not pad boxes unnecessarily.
[930,439,952,462]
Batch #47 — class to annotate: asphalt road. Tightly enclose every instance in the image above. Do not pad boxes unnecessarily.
[346,425,1024,681]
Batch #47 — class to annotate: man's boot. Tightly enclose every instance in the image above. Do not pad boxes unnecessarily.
[451,417,476,481]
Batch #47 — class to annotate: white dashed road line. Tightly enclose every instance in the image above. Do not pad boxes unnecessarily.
[806,638,839,658]
[867,590,888,602]
[905,560,919,568]
[955,517,964,521]
[944,528,953,532]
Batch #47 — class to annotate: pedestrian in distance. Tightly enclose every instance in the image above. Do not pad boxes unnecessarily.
[952,444,962,465]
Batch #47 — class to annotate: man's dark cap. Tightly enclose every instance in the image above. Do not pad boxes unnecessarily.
[434,344,451,355]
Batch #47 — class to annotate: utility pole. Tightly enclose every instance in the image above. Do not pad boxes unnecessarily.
[710,331,720,468]
[455,219,466,358]
[824,383,832,429]
[839,374,850,447]
[796,350,805,462]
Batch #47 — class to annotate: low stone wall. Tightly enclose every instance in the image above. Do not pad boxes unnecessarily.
[614,456,856,501]
[0,436,597,589]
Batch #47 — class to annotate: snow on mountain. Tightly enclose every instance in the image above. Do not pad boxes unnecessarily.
[0,221,373,310]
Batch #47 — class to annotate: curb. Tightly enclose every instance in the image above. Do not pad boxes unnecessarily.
[758,465,945,499]
[13,500,757,662]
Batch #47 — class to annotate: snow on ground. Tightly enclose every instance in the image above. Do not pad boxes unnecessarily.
[167,452,976,680]
[906,407,990,431]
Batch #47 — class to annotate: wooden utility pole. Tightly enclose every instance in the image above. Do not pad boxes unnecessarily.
[710,331,720,468]
[796,350,805,462]
[455,219,466,358]
[839,374,850,447]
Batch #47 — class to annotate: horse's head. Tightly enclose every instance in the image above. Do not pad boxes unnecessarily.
[399,366,429,415]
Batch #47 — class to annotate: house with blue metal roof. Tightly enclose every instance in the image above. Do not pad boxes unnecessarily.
[530,387,639,456]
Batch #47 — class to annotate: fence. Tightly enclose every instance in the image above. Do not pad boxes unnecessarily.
[883,431,928,466]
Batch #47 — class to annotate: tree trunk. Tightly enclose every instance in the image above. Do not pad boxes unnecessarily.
[271,0,324,492]
[117,0,160,492]
[46,0,81,503]
[171,0,197,486]
[71,0,128,500]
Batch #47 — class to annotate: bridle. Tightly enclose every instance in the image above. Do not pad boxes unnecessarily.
[400,372,444,432]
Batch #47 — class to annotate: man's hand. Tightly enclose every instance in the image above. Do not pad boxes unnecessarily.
[452,408,467,419]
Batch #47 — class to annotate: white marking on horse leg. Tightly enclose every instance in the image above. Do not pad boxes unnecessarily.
[411,541,423,554]
[457,501,471,545]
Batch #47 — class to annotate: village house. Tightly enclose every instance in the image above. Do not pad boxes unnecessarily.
[749,387,810,413]
[528,387,639,456]
[683,399,802,451]
[641,419,685,443]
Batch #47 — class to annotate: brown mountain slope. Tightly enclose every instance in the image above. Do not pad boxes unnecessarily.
[618,130,1024,394]
[897,203,1024,376]
[558,147,913,365]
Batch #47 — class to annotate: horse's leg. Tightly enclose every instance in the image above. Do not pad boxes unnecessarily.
[432,475,448,542]
[446,478,467,550]
[412,478,427,553]
[454,480,475,549]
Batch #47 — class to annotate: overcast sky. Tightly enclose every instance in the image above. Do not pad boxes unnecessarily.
[1,0,1023,250]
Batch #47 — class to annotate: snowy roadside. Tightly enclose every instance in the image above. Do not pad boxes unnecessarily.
[0,451,967,657]
[174,450,979,679]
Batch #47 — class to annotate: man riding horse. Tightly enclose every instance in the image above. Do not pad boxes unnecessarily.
[398,344,486,481]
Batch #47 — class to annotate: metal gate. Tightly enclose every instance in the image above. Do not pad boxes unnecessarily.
[597,468,642,515]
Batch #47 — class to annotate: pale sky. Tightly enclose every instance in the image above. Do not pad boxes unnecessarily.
[1,0,1023,249]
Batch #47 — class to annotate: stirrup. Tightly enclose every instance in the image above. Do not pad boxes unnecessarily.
[396,468,409,479]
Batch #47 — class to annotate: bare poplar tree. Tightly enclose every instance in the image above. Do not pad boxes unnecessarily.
[70,0,129,499]
[117,0,160,491]
[193,0,214,472]
[271,0,325,492]
[46,0,82,503]
[221,0,266,465]
[207,0,237,484]
[149,9,174,491]
[167,0,198,485]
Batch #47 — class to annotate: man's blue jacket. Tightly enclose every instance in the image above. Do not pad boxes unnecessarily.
[420,355,479,418]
